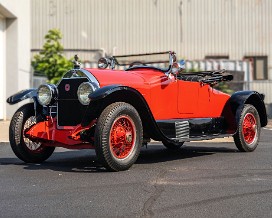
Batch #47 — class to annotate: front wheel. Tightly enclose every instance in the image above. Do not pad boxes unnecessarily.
[9,103,55,163]
[94,102,143,171]
[233,104,261,152]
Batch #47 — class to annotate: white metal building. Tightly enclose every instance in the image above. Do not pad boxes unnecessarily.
[31,0,272,81]
[30,0,272,117]
[0,0,31,120]
[0,0,271,120]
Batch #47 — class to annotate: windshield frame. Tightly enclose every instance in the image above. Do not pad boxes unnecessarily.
[98,51,177,74]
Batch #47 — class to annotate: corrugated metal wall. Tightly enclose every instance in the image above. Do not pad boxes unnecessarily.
[32,0,181,55]
[181,0,272,60]
[31,0,272,79]
[185,59,272,104]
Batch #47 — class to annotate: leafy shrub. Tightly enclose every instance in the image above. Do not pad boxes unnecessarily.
[32,29,73,84]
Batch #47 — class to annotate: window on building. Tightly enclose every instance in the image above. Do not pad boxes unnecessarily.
[244,56,268,80]
[205,55,229,59]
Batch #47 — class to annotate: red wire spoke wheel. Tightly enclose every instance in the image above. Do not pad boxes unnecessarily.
[22,116,44,153]
[234,104,260,152]
[110,116,136,159]
[242,113,257,145]
[95,102,143,171]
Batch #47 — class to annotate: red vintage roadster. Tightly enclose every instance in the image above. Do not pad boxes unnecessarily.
[7,52,267,171]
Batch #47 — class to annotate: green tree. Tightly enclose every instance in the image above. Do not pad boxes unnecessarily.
[214,82,233,94]
[32,29,73,84]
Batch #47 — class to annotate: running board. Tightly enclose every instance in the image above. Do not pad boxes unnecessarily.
[156,117,226,142]
[171,134,232,142]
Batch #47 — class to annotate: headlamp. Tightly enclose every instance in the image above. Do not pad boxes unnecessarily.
[37,84,58,106]
[77,82,96,105]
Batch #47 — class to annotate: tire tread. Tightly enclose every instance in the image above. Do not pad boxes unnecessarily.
[9,103,55,163]
[95,102,143,171]
[233,104,260,152]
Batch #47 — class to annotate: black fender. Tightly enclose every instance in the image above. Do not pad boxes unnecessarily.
[229,91,267,128]
[81,85,177,143]
[6,89,37,105]
[6,89,44,118]
[88,85,123,101]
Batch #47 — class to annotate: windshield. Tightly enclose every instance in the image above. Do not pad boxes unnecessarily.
[113,51,171,70]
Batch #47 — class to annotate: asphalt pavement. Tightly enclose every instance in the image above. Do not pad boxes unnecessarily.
[1,127,272,217]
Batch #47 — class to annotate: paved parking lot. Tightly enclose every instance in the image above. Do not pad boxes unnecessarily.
[1,127,272,217]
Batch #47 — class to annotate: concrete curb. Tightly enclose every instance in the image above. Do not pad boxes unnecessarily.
[0,121,9,143]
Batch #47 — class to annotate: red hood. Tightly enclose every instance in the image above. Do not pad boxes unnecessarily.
[85,68,167,88]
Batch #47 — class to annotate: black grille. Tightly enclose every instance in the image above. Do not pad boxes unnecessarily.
[58,78,88,99]
[57,78,88,126]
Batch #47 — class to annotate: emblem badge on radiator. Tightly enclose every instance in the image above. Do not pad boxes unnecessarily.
[65,84,70,91]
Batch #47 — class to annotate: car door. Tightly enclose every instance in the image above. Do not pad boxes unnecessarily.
[177,80,200,115]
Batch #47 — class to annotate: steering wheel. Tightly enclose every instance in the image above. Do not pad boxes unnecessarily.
[128,61,147,68]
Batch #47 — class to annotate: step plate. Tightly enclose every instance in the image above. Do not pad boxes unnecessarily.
[175,121,189,140]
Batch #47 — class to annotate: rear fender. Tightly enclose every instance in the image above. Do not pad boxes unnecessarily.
[229,91,267,129]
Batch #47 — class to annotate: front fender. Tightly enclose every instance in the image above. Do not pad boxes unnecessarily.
[88,84,122,101]
[83,85,140,126]
[82,85,177,143]
[230,91,267,127]
[6,89,37,105]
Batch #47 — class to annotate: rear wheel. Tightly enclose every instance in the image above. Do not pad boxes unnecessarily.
[233,104,261,152]
[94,102,143,171]
[9,103,55,163]
[162,141,184,150]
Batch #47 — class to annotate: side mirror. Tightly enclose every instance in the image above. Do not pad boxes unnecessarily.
[179,60,186,71]
[98,58,109,69]
[169,52,176,66]
[171,61,185,75]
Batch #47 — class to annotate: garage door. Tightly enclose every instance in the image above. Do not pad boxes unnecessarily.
[0,15,5,120]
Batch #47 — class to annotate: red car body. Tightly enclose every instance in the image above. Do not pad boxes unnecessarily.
[91,68,230,119]
[7,52,268,171]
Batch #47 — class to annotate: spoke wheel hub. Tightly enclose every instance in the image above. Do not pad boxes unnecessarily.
[242,113,257,145]
[110,116,136,159]
[23,116,43,152]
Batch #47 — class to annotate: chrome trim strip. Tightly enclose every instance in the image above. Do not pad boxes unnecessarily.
[60,69,100,89]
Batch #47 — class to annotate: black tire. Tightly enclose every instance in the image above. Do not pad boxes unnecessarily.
[94,102,143,171]
[233,104,261,152]
[9,103,55,163]
[162,141,184,150]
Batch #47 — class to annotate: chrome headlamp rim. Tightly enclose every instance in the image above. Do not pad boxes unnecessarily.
[77,82,96,105]
[37,84,58,106]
